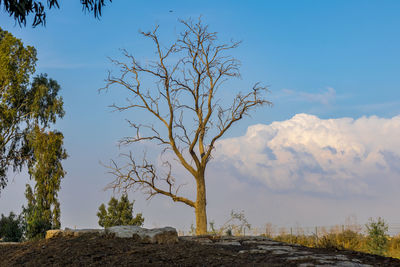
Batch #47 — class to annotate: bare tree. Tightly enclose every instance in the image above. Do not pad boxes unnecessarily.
[102,18,271,235]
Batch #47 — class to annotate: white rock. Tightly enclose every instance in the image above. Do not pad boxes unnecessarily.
[238,249,268,254]
[105,225,178,244]
[242,240,281,246]
[257,245,296,252]
[217,241,241,246]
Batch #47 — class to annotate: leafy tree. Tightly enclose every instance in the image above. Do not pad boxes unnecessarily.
[97,194,144,228]
[23,126,67,240]
[366,217,389,256]
[102,18,270,235]
[0,27,64,193]
[0,0,112,27]
[0,211,25,242]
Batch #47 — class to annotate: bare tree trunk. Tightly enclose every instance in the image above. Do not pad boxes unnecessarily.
[195,171,207,235]
[103,18,271,237]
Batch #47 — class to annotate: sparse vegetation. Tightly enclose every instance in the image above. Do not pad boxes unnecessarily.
[187,210,252,237]
[185,215,400,259]
[217,210,251,236]
[263,217,399,259]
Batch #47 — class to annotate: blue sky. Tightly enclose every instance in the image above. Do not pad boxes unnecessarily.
[1,1,400,233]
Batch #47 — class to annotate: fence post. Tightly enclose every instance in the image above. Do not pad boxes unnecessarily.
[315,226,318,246]
[342,224,345,248]
[290,227,293,243]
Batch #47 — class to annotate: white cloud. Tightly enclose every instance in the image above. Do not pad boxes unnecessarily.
[213,113,400,196]
[282,87,336,105]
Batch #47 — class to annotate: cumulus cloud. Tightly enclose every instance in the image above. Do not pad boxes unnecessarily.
[213,113,400,196]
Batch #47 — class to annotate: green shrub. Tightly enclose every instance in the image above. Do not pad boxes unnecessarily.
[0,212,25,242]
[366,217,388,256]
[97,194,144,228]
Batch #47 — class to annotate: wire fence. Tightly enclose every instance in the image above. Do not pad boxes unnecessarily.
[178,221,400,237]
[251,223,400,238]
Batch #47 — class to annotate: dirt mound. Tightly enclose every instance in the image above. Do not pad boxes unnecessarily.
[1,235,399,266]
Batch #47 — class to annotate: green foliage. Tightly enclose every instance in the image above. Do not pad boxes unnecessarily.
[0,27,64,192]
[97,194,144,228]
[23,126,67,240]
[0,0,111,27]
[366,217,389,256]
[0,212,25,242]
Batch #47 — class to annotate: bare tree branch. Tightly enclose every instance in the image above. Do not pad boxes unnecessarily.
[104,152,195,207]
[101,18,271,235]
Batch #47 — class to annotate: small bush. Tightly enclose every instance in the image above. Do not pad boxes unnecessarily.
[24,216,52,240]
[0,212,25,242]
[97,194,144,228]
[366,217,388,256]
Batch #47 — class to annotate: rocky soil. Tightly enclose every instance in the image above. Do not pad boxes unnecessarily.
[1,234,400,266]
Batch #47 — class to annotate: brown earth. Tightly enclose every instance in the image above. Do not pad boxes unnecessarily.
[1,234,400,266]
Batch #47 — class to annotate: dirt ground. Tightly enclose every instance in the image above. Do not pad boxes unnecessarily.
[1,234,400,266]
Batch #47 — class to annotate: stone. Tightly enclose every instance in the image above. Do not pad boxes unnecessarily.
[64,228,104,237]
[46,229,105,239]
[105,225,178,244]
[242,240,281,246]
[45,226,178,244]
[257,245,295,252]
[216,241,241,246]
[286,255,317,261]
[179,236,214,244]
[238,249,268,254]
[45,229,64,239]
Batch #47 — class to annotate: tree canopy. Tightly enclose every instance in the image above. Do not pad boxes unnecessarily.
[0,0,112,27]
[0,27,64,193]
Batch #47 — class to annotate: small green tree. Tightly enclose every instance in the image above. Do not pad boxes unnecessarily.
[0,212,25,242]
[97,194,144,228]
[23,126,67,240]
[366,217,389,256]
